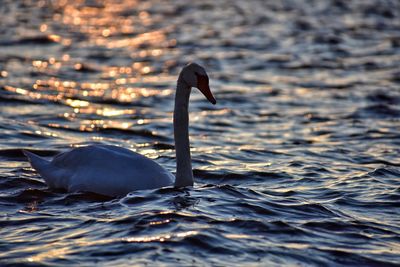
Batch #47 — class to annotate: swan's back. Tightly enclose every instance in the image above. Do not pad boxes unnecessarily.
[25,145,174,197]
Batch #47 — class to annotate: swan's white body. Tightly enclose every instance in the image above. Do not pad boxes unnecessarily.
[24,145,174,197]
[24,63,216,197]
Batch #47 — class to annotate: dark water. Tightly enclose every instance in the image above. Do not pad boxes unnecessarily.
[1,0,400,265]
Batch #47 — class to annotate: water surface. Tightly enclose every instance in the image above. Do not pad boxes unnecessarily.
[1,0,400,266]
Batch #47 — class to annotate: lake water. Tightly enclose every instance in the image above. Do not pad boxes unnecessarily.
[1,0,400,266]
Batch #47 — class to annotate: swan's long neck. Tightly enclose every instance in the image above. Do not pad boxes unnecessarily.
[173,77,194,187]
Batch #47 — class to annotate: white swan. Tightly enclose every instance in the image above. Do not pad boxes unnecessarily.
[24,63,216,197]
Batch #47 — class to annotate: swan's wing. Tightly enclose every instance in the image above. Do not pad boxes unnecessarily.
[49,145,173,196]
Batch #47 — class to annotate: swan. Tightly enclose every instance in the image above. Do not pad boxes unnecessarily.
[24,63,216,197]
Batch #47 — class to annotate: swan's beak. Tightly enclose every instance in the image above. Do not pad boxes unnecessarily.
[197,75,216,105]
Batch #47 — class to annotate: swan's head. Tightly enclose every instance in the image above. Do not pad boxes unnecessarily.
[180,62,216,105]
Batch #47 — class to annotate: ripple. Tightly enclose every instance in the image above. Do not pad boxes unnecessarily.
[351,104,400,119]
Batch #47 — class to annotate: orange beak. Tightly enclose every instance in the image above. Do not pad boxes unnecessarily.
[197,74,216,105]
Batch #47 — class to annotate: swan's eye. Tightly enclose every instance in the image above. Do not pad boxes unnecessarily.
[195,73,209,87]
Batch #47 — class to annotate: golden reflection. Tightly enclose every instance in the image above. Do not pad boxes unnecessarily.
[109,87,171,102]
[1,70,8,77]
[52,0,169,49]
[48,34,61,43]
[81,82,109,91]
[62,54,70,61]
[106,30,167,49]
[296,87,312,95]
[283,243,310,249]
[75,118,151,132]
[73,107,136,117]
[101,108,134,117]
[102,28,111,37]
[224,233,252,239]
[73,63,83,70]
[200,108,231,116]
[149,219,170,225]
[27,247,71,262]
[22,230,200,260]
[40,24,48,32]
[140,148,159,158]
[4,85,50,101]
[124,230,198,243]
[119,122,129,129]
[65,99,89,107]
[34,130,58,137]
[6,0,178,141]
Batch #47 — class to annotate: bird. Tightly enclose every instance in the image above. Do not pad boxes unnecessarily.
[24,62,216,197]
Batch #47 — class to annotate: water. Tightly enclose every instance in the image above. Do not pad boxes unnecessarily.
[1,0,400,265]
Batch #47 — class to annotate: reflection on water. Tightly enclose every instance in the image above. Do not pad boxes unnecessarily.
[1,0,400,266]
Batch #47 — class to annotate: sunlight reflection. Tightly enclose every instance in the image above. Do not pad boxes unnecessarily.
[149,219,171,225]
[48,34,62,43]
[27,247,71,262]
[65,99,89,107]
[1,71,8,77]
[124,230,198,243]
[76,119,141,132]
[11,0,175,120]
[100,108,135,117]
[224,233,252,239]
[34,130,58,137]
[22,228,200,263]
[52,0,169,49]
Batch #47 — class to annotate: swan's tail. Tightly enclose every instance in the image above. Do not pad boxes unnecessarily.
[23,150,50,174]
[23,150,67,189]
